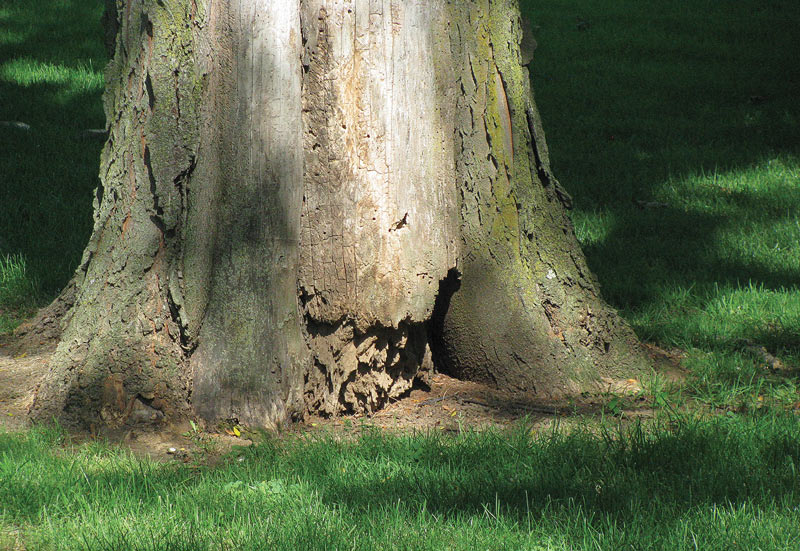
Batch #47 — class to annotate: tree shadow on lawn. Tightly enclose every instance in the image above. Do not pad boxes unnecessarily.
[526,0,800,358]
[0,0,106,298]
[293,419,800,521]
[584,198,800,311]
[0,0,105,66]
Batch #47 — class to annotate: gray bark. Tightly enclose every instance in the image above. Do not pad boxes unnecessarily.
[31,0,647,430]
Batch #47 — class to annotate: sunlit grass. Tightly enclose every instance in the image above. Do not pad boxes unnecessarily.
[2,417,800,550]
[595,158,800,409]
[0,255,38,333]
[1,57,103,98]
[0,255,36,306]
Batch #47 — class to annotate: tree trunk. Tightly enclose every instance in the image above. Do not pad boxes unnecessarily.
[31,0,647,430]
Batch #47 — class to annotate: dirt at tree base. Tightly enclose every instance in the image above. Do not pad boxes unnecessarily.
[0,339,53,431]
[0,286,75,430]
[1,321,686,463]
[300,350,684,436]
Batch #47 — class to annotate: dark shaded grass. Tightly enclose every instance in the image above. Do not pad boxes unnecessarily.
[0,0,106,307]
[526,0,800,308]
[524,0,800,398]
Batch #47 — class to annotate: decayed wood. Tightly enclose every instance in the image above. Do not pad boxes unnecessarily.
[298,0,457,414]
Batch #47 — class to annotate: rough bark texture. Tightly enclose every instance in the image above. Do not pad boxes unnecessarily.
[437,1,642,396]
[31,0,647,430]
[31,0,203,428]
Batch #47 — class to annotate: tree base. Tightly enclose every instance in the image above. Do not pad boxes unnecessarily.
[28,0,651,431]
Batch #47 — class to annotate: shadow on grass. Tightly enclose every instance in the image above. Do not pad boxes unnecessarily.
[2,415,799,530]
[524,0,800,356]
[0,0,106,298]
[283,417,800,521]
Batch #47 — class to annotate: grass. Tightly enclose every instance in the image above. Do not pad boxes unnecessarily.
[0,0,106,331]
[2,415,800,550]
[525,0,800,408]
[0,254,39,333]
[1,0,800,548]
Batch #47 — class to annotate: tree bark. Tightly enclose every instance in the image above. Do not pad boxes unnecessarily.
[31,0,647,430]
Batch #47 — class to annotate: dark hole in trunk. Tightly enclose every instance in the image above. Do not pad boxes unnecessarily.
[427,267,461,377]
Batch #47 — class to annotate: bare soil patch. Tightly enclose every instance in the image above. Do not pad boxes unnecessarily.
[0,317,686,462]
[0,338,52,431]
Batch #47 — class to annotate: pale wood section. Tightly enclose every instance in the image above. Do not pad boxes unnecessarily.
[299,0,457,330]
[298,0,461,415]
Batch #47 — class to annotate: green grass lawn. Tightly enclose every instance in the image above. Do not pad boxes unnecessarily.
[2,415,800,550]
[0,0,106,332]
[1,0,800,548]
[526,0,800,408]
